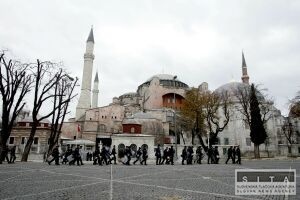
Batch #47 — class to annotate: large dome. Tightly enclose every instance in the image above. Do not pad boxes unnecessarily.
[146,74,179,82]
[215,82,250,96]
[215,82,264,101]
[138,74,188,89]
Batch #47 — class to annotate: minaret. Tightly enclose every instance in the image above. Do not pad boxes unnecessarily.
[241,51,250,84]
[76,28,95,120]
[92,71,99,108]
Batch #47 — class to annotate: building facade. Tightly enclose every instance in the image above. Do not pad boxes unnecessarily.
[60,29,300,159]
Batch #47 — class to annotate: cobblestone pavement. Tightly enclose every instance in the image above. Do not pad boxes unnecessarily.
[0,159,299,200]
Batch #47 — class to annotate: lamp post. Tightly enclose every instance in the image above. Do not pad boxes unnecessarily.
[173,75,178,159]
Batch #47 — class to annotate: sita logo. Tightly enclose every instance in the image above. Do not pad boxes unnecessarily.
[235,169,296,196]
[242,175,291,182]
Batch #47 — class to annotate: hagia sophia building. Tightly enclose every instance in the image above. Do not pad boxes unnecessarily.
[59,28,300,159]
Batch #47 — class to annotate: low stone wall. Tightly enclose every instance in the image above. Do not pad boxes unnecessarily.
[278,144,300,157]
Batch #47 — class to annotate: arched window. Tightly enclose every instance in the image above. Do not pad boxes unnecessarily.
[118,143,125,158]
[99,124,106,133]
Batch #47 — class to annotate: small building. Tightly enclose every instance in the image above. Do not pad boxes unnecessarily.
[9,115,51,160]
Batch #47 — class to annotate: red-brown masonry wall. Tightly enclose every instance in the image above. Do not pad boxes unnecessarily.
[122,124,142,134]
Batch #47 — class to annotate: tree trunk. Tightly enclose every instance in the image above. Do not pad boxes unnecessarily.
[21,125,37,161]
[197,134,207,152]
[0,124,10,164]
[47,138,55,158]
[254,144,260,159]
[0,136,4,164]
[180,132,185,145]
[191,130,194,145]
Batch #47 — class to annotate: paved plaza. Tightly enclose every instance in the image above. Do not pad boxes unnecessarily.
[0,159,299,200]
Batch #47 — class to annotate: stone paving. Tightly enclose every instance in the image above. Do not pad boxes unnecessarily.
[0,159,299,200]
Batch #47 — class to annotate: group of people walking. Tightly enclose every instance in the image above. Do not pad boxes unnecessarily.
[179,145,241,165]
[0,145,16,164]
[48,144,85,166]
[225,146,241,164]
[92,145,117,165]
[179,146,219,165]
[46,144,241,166]
[47,144,149,166]
[154,145,175,165]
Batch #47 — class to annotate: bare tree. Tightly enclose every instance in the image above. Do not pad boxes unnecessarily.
[21,60,72,161]
[180,88,207,150]
[234,84,272,127]
[205,91,231,146]
[289,91,300,118]
[282,117,296,145]
[47,76,78,157]
[180,88,231,150]
[0,53,33,163]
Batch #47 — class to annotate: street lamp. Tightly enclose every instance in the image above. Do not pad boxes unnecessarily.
[173,75,178,159]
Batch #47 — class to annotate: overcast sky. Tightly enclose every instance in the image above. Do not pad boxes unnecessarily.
[1,0,299,117]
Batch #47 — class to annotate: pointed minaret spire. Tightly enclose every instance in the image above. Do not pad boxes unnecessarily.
[87,26,94,43]
[241,51,250,84]
[94,71,99,82]
[242,51,247,68]
[92,71,99,108]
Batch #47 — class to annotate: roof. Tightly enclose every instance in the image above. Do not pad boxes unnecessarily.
[138,74,188,89]
[111,133,155,138]
[63,139,95,145]
[119,92,137,98]
[131,112,156,119]
[122,118,142,125]
[60,136,72,140]
[146,74,179,82]
[19,115,51,124]
[215,82,249,96]
[215,82,264,100]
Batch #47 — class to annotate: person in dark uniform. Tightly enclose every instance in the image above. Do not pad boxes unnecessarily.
[181,146,187,165]
[232,146,236,164]
[93,147,101,165]
[133,147,142,165]
[110,145,117,164]
[9,146,16,163]
[62,145,72,164]
[100,146,109,165]
[48,145,60,165]
[213,146,220,164]
[160,147,169,165]
[140,147,148,165]
[72,145,81,166]
[207,146,213,164]
[78,146,84,165]
[2,145,10,163]
[124,146,132,165]
[236,146,241,164]
[89,152,93,161]
[86,152,90,161]
[195,146,203,164]
[169,146,175,165]
[187,146,194,165]
[155,144,161,165]
[225,146,234,164]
